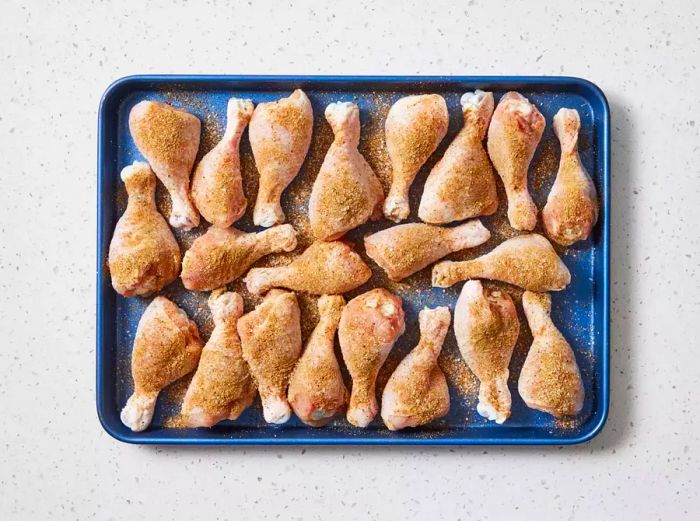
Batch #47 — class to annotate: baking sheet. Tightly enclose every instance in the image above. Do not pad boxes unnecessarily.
[97,75,609,444]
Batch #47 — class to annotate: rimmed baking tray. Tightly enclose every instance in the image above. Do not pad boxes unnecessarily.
[97,75,609,445]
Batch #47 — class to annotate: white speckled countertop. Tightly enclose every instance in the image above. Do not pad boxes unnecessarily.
[1,1,698,519]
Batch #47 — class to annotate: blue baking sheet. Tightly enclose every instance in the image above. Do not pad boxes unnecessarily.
[97,75,609,444]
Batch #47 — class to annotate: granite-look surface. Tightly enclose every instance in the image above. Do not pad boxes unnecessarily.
[0,1,698,519]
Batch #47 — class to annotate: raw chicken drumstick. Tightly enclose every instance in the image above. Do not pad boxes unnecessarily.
[432,233,570,291]
[237,290,302,424]
[518,291,584,417]
[364,220,490,282]
[108,161,181,297]
[121,297,203,432]
[180,291,256,428]
[191,98,254,228]
[309,102,384,241]
[339,289,406,427]
[383,94,449,222]
[454,281,519,424]
[287,295,348,427]
[542,108,599,246]
[129,100,201,229]
[180,224,297,291]
[381,306,451,431]
[487,92,545,231]
[245,241,371,296]
[419,90,499,223]
[249,89,313,227]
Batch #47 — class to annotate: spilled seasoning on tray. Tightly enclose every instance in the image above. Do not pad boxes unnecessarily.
[438,350,478,406]
[163,413,187,429]
[553,415,583,431]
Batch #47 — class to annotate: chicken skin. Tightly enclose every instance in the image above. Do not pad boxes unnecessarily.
[486,92,545,231]
[237,290,302,424]
[419,90,498,223]
[108,161,180,297]
[542,108,599,246]
[180,291,256,428]
[121,296,203,432]
[249,89,313,227]
[287,295,348,427]
[383,94,449,222]
[518,291,585,417]
[454,281,519,423]
[191,97,254,228]
[381,306,451,431]
[129,100,201,229]
[245,241,371,296]
[364,220,490,281]
[432,234,571,291]
[181,224,297,291]
[339,289,406,427]
[309,102,384,241]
